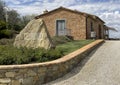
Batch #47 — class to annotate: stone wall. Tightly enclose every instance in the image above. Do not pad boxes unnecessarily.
[86,17,105,39]
[0,40,104,85]
[39,9,86,40]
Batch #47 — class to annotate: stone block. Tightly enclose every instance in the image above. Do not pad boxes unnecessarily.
[0,84,7,85]
[5,72,15,78]
[27,70,37,77]
[0,78,11,84]
[38,67,47,73]
[52,65,58,71]
[12,80,20,85]
[14,19,55,49]
[19,69,28,73]
[0,74,5,78]
[22,77,33,85]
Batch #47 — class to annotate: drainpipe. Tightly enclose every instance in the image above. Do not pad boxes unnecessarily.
[86,16,88,39]
[108,29,109,40]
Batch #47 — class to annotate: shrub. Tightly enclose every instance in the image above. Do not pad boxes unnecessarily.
[34,48,63,62]
[15,47,35,64]
[0,45,64,65]
[0,29,13,38]
[0,54,15,65]
[52,36,73,45]
[0,20,6,30]
[0,38,14,45]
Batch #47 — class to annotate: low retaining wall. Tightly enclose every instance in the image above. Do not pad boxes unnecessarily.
[0,40,104,85]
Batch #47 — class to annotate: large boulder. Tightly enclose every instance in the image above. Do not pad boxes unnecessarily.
[14,19,55,49]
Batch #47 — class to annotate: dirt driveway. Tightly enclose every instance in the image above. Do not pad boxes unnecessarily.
[45,41,120,85]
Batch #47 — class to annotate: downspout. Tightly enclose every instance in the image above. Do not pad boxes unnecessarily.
[86,16,88,39]
[108,29,109,40]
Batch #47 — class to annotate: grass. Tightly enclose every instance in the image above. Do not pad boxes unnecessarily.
[0,38,94,65]
[57,40,95,55]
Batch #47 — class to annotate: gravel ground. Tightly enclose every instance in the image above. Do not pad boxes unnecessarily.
[45,41,120,85]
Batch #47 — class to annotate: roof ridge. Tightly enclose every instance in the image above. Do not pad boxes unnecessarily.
[35,6,104,23]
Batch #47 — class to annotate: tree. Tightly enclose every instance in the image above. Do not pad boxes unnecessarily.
[0,20,13,39]
[0,0,19,38]
[0,0,5,21]
[0,0,37,38]
[20,14,37,29]
[8,9,21,29]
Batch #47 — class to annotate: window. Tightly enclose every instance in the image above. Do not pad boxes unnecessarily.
[98,24,102,39]
[56,20,65,36]
[91,22,94,31]
[90,22,96,38]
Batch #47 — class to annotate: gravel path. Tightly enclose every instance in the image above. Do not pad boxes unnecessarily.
[45,41,120,85]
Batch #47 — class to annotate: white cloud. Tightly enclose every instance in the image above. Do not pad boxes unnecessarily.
[11,5,42,15]
[4,0,21,5]
[8,0,76,15]
[4,0,36,5]
[21,0,34,3]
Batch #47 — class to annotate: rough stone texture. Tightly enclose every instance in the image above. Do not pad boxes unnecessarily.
[22,77,34,85]
[0,78,11,84]
[0,40,103,85]
[27,70,37,77]
[14,19,54,49]
[5,72,15,78]
[0,73,5,78]
[11,80,20,85]
[38,7,105,40]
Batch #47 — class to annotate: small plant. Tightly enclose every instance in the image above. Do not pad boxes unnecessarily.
[0,45,64,65]
[52,36,73,45]
[35,49,63,62]
[0,38,14,45]
[0,29,13,39]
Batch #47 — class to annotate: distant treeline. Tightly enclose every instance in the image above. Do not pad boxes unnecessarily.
[0,0,37,39]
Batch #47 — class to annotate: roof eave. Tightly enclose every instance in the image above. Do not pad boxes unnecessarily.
[104,25,118,32]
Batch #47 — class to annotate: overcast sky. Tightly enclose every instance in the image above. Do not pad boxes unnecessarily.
[4,0,120,38]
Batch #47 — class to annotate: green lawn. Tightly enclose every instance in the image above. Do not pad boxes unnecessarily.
[56,40,94,55]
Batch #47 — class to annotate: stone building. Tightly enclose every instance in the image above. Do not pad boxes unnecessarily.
[35,7,105,40]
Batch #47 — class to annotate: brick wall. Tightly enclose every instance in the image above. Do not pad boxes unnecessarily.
[39,10,86,40]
